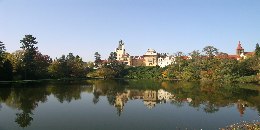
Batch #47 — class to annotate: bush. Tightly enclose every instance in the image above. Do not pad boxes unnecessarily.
[237,75,259,83]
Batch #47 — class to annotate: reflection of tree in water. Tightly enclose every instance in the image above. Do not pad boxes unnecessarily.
[0,87,12,101]
[12,86,49,128]
[91,80,128,116]
[0,82,90,128]
[0,84,50,128]
[0,80,259,127]
[165,82,260,114]
[203,103,219,113]
[107,94,116,106]
[170,100,184,108]
[50,84,83,103]
[15,112,33,128]
[93,90,101,104]
[91,80,126,105]
[0,87,12,111]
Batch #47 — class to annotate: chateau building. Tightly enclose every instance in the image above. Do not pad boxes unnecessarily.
[143,49,158,66]
[131,56,145,66]
[113,40,254,68]
[114,40,177,67]
[158,54,175,68]
[115,40,131,66]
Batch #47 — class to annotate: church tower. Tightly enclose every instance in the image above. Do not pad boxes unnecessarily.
[236,41,244,56]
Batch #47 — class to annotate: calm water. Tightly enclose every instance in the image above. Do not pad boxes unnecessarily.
[0,80,259,130]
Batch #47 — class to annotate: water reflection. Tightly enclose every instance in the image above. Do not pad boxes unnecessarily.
[0,80,259,129]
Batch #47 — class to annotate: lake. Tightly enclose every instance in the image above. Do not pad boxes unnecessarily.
[0,80,259,130]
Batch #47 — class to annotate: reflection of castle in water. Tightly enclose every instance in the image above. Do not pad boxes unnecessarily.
[237,100,248,117]
[112,89,192,113]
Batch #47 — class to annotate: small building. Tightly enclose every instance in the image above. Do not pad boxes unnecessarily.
[131,56,145,66]
[158,54,175,68]
[157,89,173,102]
[143,49,158,66]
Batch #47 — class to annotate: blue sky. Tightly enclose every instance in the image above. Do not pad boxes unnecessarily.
[1,0,260,61]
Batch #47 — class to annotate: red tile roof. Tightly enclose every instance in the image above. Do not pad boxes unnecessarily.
[244,52,254,55]
[227,55,239,59]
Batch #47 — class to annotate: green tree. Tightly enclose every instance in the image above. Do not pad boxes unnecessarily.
[48,53,86,78]
[108,52,117,63]
[107,52,125,78]
[20,35,38,79]
[202,46,218,58]
[189,50,201,60]
[0,41,5,58]
[0,41,13,81]
[7,50,25,80]
[255,43,260,57]
[94,52,101,68]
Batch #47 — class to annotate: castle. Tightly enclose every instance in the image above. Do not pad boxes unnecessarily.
[115,40,174,67]
[114,40,254,67]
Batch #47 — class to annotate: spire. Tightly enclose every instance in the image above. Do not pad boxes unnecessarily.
[237,41,243,50]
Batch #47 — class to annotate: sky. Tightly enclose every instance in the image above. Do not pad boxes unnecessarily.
[1,0,260,61]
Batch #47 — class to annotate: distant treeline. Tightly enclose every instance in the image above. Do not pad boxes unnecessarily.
[1,35,260,83]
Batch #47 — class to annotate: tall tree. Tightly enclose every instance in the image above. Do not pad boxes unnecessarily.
[202,46,218,58]
[255,43,260,57]
[0,41,6,57]
[108,52,117,63]
[0,41,6,64]
[20,35,38,79]
[0,41,13,81]
[94,52,101,68]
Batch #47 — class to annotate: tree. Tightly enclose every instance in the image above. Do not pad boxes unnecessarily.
[34,52,52,78]
[202,46,218,58]
[108,52,117,63]
[20,35,38,79]
[0,59,13,81]
[0,41,6,58]
[15,112,33,128]
[0,41,13,81]
[94,52,101,68]
[255,43,260,57]
[48,53,86,78]
[7,50,24,80]
[189,50,201,60]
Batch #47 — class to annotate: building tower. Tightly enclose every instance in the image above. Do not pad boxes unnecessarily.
[115,40,125,60]
[236,41,244,56]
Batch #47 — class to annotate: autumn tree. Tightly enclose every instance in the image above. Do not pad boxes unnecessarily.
[34,52,52,78]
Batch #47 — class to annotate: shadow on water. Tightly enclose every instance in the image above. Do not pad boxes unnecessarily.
[0,79,259,128]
